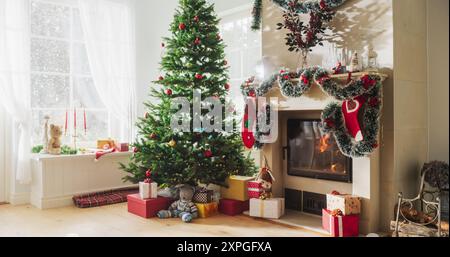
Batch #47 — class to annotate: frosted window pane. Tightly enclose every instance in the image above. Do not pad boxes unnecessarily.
[72,43,91,75]
[31,74,70,108]
[31,110,67,145]
[77,111,109,142]
[31,38,70,73]
[73,77,105,108]
[31,1,70,38]
[72,8,84,40]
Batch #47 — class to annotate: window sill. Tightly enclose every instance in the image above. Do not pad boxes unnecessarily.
[31,151,132,162]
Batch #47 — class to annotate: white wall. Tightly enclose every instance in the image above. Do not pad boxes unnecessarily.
[427,0,449,162]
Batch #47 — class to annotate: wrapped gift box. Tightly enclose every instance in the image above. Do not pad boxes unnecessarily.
[221,176,254,201]
[219,199,249,216]
[249,198,285,219]
[97,139,116,150]
[247,181,263,199]
[139,182,158,199]
[195,202,219,218]
[193,188,214,203]
[326,194,361,215]
[115,142,129,152]
[322,209,359,237]
[127,194,173,218]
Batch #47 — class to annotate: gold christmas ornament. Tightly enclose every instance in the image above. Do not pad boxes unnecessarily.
[168,139,177,148]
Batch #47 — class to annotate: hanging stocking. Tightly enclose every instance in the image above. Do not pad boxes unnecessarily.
[242,104,256,149]
[342,95,366,142]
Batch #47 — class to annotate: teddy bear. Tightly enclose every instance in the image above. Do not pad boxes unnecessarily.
[157,185,198,223]
[47,124,62,155]
[257,164,276,200]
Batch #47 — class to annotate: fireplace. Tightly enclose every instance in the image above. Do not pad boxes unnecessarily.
[285,119,352,183]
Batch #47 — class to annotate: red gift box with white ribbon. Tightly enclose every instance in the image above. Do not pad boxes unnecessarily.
[322,209,359,237]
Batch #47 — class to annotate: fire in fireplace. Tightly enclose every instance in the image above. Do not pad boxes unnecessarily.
[285,119,352,183]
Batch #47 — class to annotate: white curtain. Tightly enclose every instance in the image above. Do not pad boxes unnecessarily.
[78,0,137,143]
[0,0,32,184]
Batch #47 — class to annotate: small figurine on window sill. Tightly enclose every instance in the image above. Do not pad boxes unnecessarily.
[332,61,347,74]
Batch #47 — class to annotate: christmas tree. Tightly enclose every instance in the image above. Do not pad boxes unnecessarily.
[121,0,257,187]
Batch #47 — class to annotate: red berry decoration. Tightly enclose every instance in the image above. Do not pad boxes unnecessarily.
[361,75,376,89]
[249,90,256,97]
[165,89,173,96]
[225,83,230,91]
[133,147,140,153]
[195,73,203,80]
[194,37,201,45]
[283,75,290,80]
[146,169,152,178]
[204,149,213,158]
[194,16,199,22]
[300,75,309,85]
[320,0,327,10]
[179,23,186,30]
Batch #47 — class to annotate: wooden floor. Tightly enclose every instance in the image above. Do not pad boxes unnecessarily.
[0,203,327,237]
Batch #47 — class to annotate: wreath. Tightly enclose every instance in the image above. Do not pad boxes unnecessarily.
[319,73,383,158]
[251,0,347,31]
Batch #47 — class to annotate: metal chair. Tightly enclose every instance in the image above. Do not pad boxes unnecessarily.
[394,168,442,237]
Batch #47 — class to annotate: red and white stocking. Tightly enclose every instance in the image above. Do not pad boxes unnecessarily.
[342,96,366,142]
[242,103,256,149]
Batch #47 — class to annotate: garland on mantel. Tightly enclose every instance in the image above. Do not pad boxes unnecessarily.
[251,0,347,31]
[240,67,384,157]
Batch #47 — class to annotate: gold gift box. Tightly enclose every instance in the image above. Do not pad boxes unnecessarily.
[195,202,218,218]
[220,176,255,201]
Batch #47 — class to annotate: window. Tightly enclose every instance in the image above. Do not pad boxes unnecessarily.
[30,0,109,146]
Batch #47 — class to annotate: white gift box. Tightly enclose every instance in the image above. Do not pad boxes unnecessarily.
[139,182,158,199]
[249,198,285,219]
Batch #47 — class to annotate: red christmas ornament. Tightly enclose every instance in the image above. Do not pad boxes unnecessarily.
[216,34,222,40]
[133,147,140,153]
[195,73,204,80]
[150,133,157,139]
[194,37,201,45]
[224,60,228,66]
[179,23,186,30]
[225,83,231,91]
[249,90,256,97]
[279,70,286,74]
[165,89,173,96]
[204,149,213,158]
[194,16,199,22]
[283,75,290,80]
[161,42,165,48]
[146,169,152,178]
[158,76,164,81]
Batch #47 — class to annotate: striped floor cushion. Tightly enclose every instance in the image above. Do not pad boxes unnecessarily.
[73,187,139,208]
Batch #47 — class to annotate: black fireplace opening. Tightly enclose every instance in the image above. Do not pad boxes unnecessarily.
[286,119,352,183]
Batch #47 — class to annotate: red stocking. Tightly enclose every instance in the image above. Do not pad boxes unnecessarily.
[242,104,256,149]
[342,96,366,142]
